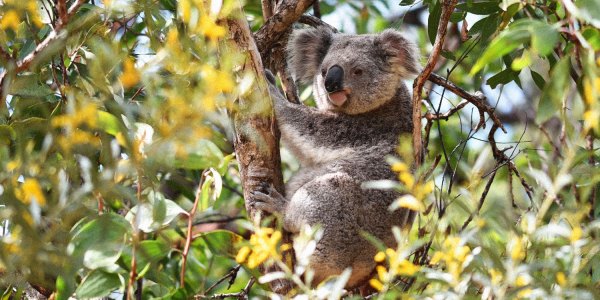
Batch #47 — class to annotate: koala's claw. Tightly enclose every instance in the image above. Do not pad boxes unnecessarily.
[250,184,287,214]
[265,70,277,85]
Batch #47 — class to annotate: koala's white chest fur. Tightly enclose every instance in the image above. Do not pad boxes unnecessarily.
[279,123,356,165]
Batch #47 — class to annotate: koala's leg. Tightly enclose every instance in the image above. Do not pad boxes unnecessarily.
[287,172,377,287]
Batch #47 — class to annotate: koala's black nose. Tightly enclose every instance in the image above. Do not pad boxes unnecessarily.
[324,65,344,93]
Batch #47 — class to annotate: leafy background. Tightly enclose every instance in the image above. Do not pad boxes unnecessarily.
[0,0,598,299]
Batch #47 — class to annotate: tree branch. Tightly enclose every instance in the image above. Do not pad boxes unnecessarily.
[254,0,316,56]
[298,15,338,32]
[427,73,506,132]
[224,5,294,294]
[412,0,458,167]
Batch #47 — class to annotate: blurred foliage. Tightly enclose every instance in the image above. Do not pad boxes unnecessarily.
[0,0,598,299]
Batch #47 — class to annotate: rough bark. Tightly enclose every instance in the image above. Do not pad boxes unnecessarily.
[225,9,294,295]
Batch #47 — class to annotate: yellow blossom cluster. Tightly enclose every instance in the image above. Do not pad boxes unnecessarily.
[51,103,101,150]
[508,235,526,261]
[14,178,46,206]
[391,161,434,212]
[0,0,43,31]
[369,248,420,291]
[235,227,289,269]
[178,0,226,41]
[430,236,472,284]
[119,58,140,89]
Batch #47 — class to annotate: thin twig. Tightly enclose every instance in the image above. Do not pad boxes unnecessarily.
[427,73,506,133]
[181,171,207,286]
[203,265,241,295]
[461,169,497,230]
[196,278,255,300]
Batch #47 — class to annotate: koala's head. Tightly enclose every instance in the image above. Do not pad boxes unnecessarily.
[287,27,420,115]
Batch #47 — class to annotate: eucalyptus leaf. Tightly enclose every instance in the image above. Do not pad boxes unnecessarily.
[75,270,122,299]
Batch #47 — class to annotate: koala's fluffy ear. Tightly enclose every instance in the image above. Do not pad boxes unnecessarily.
[374,29,420,78]
[287,27,334,84]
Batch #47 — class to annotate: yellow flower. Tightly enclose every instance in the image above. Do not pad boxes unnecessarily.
[26,2,43,27]
[120,58,140,88]
[51,104,98,129]
[396,194,424,212]
[15,178,46,206]
[515,274,529,287]
[396,258,420,276]
[517,288,532,299]
[399,172,415,189]
[236,227,286,269]
[489,268,503,285]
[556,272,567,287]
[583,109,599,133]
[372,247,420,288]
[369,278,384,291]
[235,246,251,264]
[391,162,409,173]
[197,15,226,41]
[570,226,582,243]
[429,236,472,284]
[179,0,192,23]
[0,10,20,31]
[510,236,526,261]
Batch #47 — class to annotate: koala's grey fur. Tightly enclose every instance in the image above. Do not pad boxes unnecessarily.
[252,27,420,288]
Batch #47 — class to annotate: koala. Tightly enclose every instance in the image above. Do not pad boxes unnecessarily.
[252,27,420,288]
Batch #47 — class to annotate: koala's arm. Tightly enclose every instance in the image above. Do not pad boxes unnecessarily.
[267,78,354,153]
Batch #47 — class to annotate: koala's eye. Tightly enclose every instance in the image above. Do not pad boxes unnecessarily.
[321,68,327,77]
[353,69,363,76]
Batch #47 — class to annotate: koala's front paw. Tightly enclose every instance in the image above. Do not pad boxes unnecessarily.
[247,167,287,214]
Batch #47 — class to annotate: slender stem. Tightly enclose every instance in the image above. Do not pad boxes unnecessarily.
[181,172,206,286]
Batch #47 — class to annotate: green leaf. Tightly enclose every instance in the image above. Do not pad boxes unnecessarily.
[0,125,15,145]
[511,49,532,71]
[471,19,557,75]
[174,139,224,170]
[193,230,241,258]
[530,69,546,90]
[582,27,600,51]
[151,191,167,225]
[75,270,121,299]
[450,11,466,23]
[576,0,600,26]
[470,26,528,75]
[125,192,185,233]
[8,75,54,98]
[487,68,520,88]
[137,240,170,264]
[530,22,559,56]
[457,1,501,15]
[469,13,500,41]
[97,111,122,136]
[428,0,442,45]
[537,57,571,123]
[70,213,131,269]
